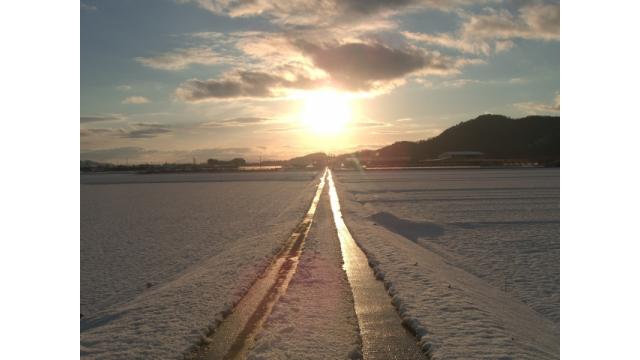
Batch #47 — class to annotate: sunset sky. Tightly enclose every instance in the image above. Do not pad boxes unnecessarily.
[80,0,559,163]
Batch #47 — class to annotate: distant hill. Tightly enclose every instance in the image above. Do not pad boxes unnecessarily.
[288,152,329,168]
[343,114,559,165]
[82,114,559,171]
[80,160,111,168]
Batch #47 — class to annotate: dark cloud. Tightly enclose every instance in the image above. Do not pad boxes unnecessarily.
[120,127,171,139]
[294,41,457,90]
[176,72,277,100]
[176,70,322,101]
[175,39,464,100]
[119,123,172,138]
[80,115,123,123]
[339,0,414,16]
[81,123,172,139]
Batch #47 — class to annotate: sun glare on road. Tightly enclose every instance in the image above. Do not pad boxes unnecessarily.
[300,90,352,134]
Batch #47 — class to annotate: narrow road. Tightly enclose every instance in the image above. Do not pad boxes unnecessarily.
[328,170,424,360]
[190,169,424,359]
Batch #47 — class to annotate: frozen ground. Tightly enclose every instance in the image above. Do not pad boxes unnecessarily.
[334,168,560,359]
[81,171,319,359]
[247,187,362,360]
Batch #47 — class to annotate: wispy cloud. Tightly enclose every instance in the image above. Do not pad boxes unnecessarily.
[81,2,97,11]
[402,3,559,55]
[514,93,560,115]
[81,122,172,139]
[122,96,150,104]
[135,47,224,70]
[423,77,526,89]
[119,123,171,138]
[177,0,489,27]
[203,117,272,127]
[80,114,125,123]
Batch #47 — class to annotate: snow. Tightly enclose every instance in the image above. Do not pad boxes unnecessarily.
[81,171,320,359]
[247,186,362,360]
[334,168,560,359]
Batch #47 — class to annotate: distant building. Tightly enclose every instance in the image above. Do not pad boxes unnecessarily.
[437,151,485,160]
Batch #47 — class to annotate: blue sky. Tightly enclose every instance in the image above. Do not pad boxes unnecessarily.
[81,0,559,163]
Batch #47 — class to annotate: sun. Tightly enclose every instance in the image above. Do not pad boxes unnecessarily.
[300,90,352,134]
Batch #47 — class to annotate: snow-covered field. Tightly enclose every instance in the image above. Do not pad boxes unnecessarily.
[81,171,319,359]
[81,168,559,359]
[334,168,560,359]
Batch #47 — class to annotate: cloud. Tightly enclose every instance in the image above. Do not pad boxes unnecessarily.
[81,123,172,139]
[80,114,124,123]
[122,96,150,104]
[294,41,460,91]
[175,39,472,101]
[117,85,132,91]
[402,3,559,55]
[513,92,560,114]
[402,31,492,55]
[176,70,322,101]
[461,3,560,41]
[424,77,526,89]
[81,2,97,11]
[80,128,115,137]
[135,47,223,70]
[178,0,486,27]
[495,40,515,53]
[350,121,388,128]
[203,117,272,127]
[119,123,171,138]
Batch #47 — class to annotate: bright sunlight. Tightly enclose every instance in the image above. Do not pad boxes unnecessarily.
[300,90,352,134]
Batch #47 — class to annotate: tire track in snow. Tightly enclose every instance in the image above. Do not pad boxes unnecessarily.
[188,169,327,360]
[328,170,425,360]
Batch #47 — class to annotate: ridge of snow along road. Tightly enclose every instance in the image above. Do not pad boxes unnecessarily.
[189,169,327,360]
